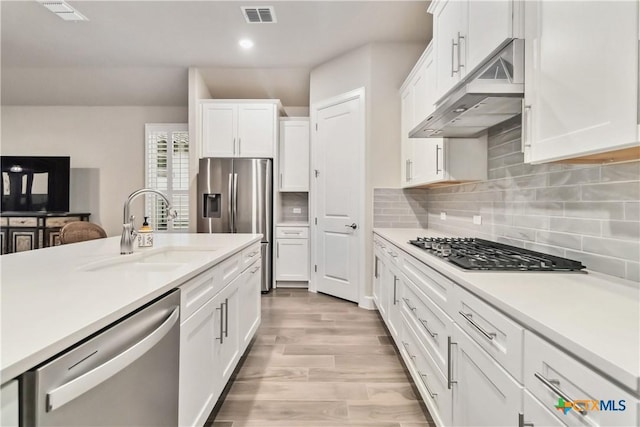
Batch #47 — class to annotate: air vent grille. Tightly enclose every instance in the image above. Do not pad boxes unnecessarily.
[37,0,88,21]
[241,6,277,23]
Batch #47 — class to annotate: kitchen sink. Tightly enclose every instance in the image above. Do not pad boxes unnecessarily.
[80,247,218,273]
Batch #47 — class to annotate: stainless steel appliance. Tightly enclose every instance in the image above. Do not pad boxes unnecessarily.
[198,158,272,292]
[409,237,586,272]
[410,39,524,139]
[21,290,180,426]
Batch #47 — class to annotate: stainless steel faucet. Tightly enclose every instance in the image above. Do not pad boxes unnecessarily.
[120,188,178,254]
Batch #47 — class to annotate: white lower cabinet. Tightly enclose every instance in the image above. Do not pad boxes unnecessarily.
[522,389,566,427]
[1,380,19,427]
[524,331,638,427]
[372,232,638,427]
[451,324,523,426]
[179,251,262,427]
[179,295,219,427]
[239,261,262,352]
[275,226,310,282]
[401,311,452,427]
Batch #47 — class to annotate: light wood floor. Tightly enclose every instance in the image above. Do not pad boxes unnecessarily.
[206,288,435,427]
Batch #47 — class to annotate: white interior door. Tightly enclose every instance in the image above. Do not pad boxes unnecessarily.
[312,89,364,303]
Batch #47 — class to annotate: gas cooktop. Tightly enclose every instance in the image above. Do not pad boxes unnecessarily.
[408,237,586,272]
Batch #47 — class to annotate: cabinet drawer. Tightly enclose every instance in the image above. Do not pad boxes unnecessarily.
[276,227,309,239]
[523,389,566,427]
[8,218,38,227]
[241,243,261,269]
[400,273,453,377]
[382,243,402,266]
[0,218,8,227]
[400,311,452,427]
[46,216,82,227]
[180,267,218,321]
[218,253,242,287]
[524,331,638,427]
[453,286,523,381]
[403,253,455,314]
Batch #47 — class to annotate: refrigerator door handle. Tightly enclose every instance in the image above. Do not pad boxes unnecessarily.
[233,173,238,233]
[227,173,233,232]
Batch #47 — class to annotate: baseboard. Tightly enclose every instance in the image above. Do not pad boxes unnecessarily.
[275,281,309,289]
[358,295,376,310]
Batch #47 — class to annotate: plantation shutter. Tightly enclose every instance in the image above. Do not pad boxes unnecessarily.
[145,124,189,232]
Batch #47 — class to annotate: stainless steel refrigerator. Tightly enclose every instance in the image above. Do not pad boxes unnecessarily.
[197,158,272,292]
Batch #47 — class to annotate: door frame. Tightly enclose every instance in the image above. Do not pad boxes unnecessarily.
[309,87,367,307]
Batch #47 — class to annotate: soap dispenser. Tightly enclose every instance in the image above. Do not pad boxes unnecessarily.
[138,217,154,247]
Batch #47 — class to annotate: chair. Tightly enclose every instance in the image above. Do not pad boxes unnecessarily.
[59,222,107,245]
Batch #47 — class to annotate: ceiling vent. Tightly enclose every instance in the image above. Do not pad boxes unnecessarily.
[38,1,88,21]
[241,6,277,24]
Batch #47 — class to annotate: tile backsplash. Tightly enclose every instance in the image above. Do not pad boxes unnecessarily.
[374,117,640,282]
[280,192,309,222]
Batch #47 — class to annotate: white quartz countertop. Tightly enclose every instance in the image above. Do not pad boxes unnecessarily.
[374,228,640,396]
[0,233,262,384]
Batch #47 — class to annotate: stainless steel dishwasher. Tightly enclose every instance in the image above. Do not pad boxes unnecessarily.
[21,289,180,426]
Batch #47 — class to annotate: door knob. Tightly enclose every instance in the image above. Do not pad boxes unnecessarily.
[345,223,358,230]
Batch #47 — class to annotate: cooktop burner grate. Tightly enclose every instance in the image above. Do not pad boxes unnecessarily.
[408,237,586,272]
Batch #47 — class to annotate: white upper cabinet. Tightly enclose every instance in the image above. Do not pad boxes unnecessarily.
[201,100,280,158]
[430,0,522,103]
[401,43,487,188]
[279,119,310,192]
[523,0,639,163]
[201,103,237,157]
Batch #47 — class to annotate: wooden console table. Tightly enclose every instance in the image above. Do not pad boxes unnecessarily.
[0,212,91,254]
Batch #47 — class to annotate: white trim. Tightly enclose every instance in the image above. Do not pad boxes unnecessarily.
[309,87,367,306]
[358,296,377,311]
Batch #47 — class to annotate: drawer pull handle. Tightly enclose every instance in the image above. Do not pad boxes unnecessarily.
[534,372,587,415]
[447,336,457,389]
[250,266,260,274]
[459,311,496,341]
[419,318,438,338]
[401,341,415,359]
[248,251,258,257]
[402,298,416,312]
[418,372,438,399]
[518,413,534,427]
[282,231,301,235]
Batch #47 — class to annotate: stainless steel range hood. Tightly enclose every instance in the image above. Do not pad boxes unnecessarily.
[410,39,524,139]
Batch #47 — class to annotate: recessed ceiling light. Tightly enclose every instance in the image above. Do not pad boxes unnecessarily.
[239,39,254,49]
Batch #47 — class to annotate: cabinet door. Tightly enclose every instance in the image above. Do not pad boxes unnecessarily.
[373,248,386,318]
[279,120,310,191]
[202,103,237,157]
[466,0,513,73]
[239,262,261,351]
[400,89,414,187]
[374,250,388,320]
[524,0,638,163]
[238,104,276,158]
[433,0,466,102]
[275,238,309,281]
[452,325,522,426]
[179,297,218,427]
[218,282,240,383]
[1,380,19,427]
[411,62,429,129]
[386,266,402,340]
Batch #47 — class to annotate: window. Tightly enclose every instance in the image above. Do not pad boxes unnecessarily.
[145,124,189,232]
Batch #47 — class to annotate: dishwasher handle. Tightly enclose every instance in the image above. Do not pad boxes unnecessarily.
[46,306,180,412]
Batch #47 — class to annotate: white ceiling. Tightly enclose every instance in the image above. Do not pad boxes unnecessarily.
[1,0,431,105]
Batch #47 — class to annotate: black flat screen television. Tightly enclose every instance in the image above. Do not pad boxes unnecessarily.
[1,156,70,213]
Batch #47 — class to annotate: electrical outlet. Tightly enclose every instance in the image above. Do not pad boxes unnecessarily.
[473,215,482,225]
[440,212,447,220]
[292,208,302,214]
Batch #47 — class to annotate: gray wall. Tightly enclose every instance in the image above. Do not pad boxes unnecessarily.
[374,117,640,282]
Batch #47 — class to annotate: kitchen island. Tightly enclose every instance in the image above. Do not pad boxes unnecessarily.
[1,232,262,425]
